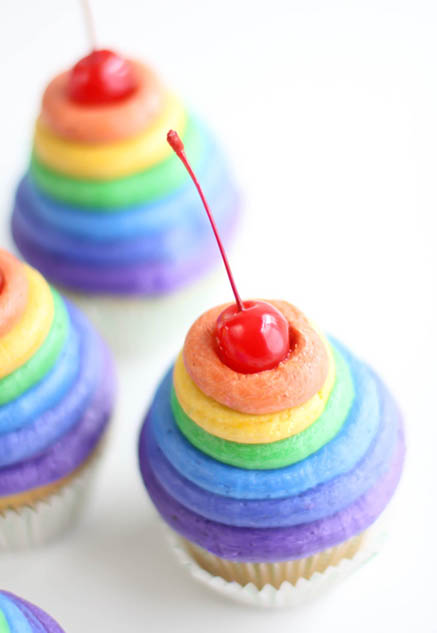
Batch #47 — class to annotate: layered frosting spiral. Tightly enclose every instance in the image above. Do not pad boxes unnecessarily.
[12,61,239,295]
[0,250,115,509]
[0,592,64,633]
[139,301,405,563]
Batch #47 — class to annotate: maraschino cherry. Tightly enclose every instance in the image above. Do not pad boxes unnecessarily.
[68,49,138,105]
[167,130,291,374]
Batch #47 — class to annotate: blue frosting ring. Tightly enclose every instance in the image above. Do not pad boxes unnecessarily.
[140,419,405,562]
[7,603,44,633]
[4,594,64,633]
[0,303,101,467]
[146,375,398,527]
[149,344,381,500]
[0,594,33,633]
[13,179,237,265]
[16,137,229,243]
[0,315,79,433]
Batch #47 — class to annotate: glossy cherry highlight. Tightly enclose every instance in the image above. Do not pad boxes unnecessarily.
[68,49,138,105]
[216,301,290,373]
[167,130,291,374]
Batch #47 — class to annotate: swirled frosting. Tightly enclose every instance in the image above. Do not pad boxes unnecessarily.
[0,591,64,633]
[0,249,115,510]
[139,301,405,562]
[11,58,239,295]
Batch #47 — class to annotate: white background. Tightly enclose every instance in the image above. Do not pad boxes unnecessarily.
[0,0,436,631]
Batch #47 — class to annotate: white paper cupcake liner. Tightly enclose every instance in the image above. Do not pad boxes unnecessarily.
[62,267,224,358]
[166,520,389,608]
[0,458,98,551]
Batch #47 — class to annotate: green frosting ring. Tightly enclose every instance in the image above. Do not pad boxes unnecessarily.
[29,115,205,211]
[0,290,69,406]
[171,346,354,470]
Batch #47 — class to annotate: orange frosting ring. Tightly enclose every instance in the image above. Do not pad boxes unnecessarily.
[0,250,28,337]
[40,61,164,144]
[183,300,330,415]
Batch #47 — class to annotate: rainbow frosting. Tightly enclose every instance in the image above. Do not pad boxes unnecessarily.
[139,300,405,563]
[0,592,64,633]
[0,249,115,511]
[12,61,239,295]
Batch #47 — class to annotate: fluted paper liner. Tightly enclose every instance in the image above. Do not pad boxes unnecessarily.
[167,520,388,608]
[0,456,99,550]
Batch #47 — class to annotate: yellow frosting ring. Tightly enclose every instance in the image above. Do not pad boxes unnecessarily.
[173,338,336,444]
[0,266,54,379]
[33,93,187,180]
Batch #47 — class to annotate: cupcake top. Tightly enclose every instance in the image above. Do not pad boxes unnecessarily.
[40,55,163,144]
[12,50,239,295]
[140,298,405,562]
[0,592,64,633]
[0,248,115,508]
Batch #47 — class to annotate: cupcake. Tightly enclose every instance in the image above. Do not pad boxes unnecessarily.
[138,132,405,607]
[0,591,64,632]
[11,48,240,352]
[0,248,116,549]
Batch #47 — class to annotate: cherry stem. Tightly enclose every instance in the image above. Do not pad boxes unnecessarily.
[167,130,244,312]
[79,0,97,51]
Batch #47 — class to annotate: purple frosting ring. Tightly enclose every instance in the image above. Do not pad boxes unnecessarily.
[0,334,115,496]
[139,418,405,562]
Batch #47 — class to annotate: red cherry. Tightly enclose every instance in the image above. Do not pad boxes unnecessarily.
[68,49,138,105]
[216,301,290,374]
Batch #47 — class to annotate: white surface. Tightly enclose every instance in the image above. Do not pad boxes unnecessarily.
[0,0,436,631]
